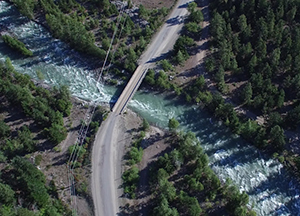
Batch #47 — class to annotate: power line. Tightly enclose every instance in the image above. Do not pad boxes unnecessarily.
[66,1,127,214]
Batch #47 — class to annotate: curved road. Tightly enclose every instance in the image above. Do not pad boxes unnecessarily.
[91,0,193,215]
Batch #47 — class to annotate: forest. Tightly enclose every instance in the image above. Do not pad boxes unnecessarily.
[122,118,256,216]
[0,59,72,215]
[11,0,171,80]
[143,0,300,176]
[202,0,300,170]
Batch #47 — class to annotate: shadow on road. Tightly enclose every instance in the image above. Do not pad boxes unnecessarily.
[146,50,172,64]
[166,15,184,26]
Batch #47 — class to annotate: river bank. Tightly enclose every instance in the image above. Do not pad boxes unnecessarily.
[1,0,300,214]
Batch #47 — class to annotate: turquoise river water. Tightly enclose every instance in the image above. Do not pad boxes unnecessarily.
[0,1,300,215]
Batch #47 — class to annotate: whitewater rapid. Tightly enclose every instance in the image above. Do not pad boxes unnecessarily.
[1,1,300,215]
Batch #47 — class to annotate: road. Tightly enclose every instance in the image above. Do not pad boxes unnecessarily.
[91,113,118,216]
[91,0,192,215]
[113,0,193,114]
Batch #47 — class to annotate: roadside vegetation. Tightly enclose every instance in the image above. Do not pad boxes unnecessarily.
[122,118,149,198]
[1,35,33,57]
[144,1,203,95]
[0,59,72,215]
[68,105,108,200]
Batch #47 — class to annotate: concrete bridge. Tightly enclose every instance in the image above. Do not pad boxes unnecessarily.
[92,1,193,215]
[112,0,193,114]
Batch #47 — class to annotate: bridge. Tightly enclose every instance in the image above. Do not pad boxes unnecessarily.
[91,0,193,215]
[112,66,148,114]
[112,0,192,114]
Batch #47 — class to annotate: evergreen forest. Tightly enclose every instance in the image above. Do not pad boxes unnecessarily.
[0,59,72,215]
[203,0,300,172]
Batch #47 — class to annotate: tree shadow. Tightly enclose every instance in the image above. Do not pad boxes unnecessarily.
[0,2,28,30]
[141,132,164,149]
[178,2,189,9]
[247,169,300,215]
[37,139,56,151]
[177,65,201,78]
[146,50,172,64]
[189,40,209,56]
[210,145,260,168]
[268,198,300,216]
[136,160,156,200]
[118,200,153,216]
[0,42,26,60]
[52,154,68,166]
[109,83,126,109]
[166,15,184,27]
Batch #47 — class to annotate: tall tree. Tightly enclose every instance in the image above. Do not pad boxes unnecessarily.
[269,125,285,150]
[241,82,253,104]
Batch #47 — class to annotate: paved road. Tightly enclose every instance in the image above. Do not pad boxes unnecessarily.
[113,0,193,114]
[91,0,192,215]
[91,113,118,216]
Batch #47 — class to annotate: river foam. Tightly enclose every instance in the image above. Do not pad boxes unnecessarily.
[1,1,300,215]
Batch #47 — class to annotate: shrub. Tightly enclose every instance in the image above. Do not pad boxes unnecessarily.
[35,154,43,166]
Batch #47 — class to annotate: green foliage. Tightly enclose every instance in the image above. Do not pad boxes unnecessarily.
[17,125,36,152]
[189,10,203,23]
[178,191,202,216]
[174,36,194,58]
[205,57,216,72]
[241,82,253,104]
[128,146,143,165]
[142,118,150,131]
[145,69,155,85]
[16,208,38,216]
[55,85,72,116]
[185,22,201,35]
[139,4,148,19]
[124,48,137,73]
[157,169,176,201]
[35,154,43,166]
[12,0,36,19]
[175,50,185,66]
[268,112,283,128]
[150,129,254,216]
[12,156,50,207]
[160,60,173,71]
[44,123,67,145]
[153,196,179,216]
[92,0,110,8]
[168,118,179,131]
[2,35,33,57]
[0,183,15,206]
[156,71,171,89]
[269,125,285,150]
[36,70,45,80]
[122,166,139,198]
[42,0,105,58]
[187,2,197,13]
[285,105,300,129]
[0,120,10,139]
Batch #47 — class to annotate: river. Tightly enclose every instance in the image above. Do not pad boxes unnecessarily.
[1,1,300,215]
